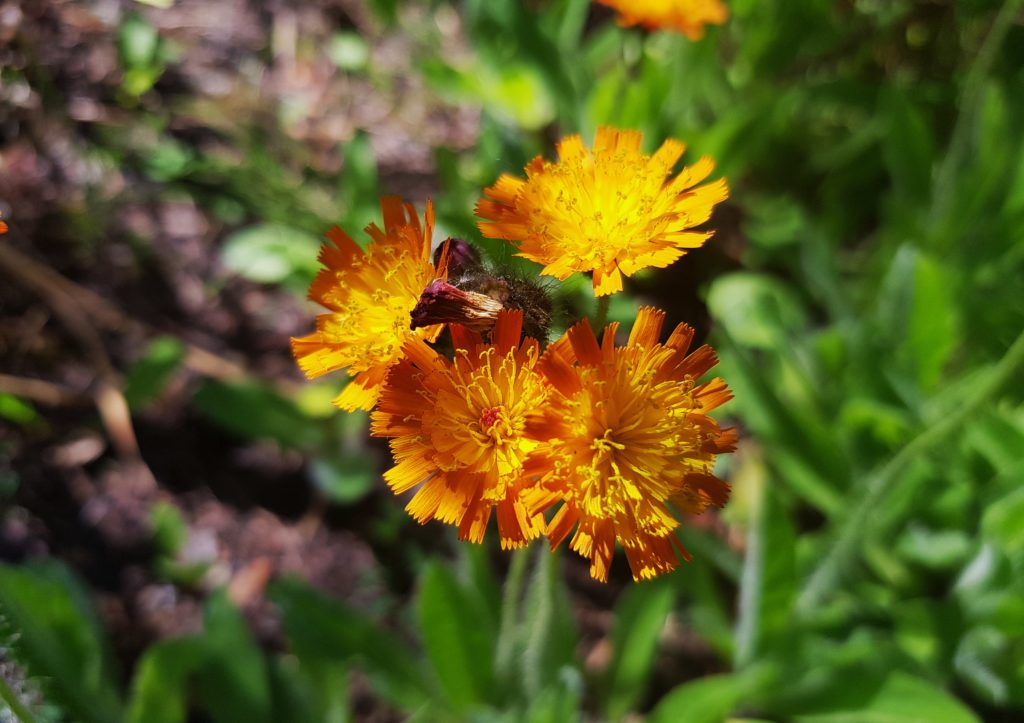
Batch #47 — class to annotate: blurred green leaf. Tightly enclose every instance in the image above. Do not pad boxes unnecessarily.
[520,551,577,699]
[220,223,322,292]
[707,272,808,351]
[603,579,674,720]
[982,486,1024,553]
[309,454,376,504]
[794,672,980,723]
[150,501,188,556]
[0,562,124,723]
[339,131,380,231]
[127,637,207,723]
[896,525,973,571]
[876,245,959,391]
[649,672,760,723]
[881,89,935,204]
[118,14,160,68]
[417,562,497,710]
[735,482,797,667]
[272,579,432,709]
[196,593,272,723]
[193,379,324,450]
[0,393,39,426]
[327,32,369,72]
[124,336,185,410]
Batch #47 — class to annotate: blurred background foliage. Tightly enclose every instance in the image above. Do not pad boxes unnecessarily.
[2,0,1024,721]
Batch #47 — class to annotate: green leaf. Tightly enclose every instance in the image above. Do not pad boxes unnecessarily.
[309,454,376,504]
[906,253,959,390]
[875,246,959,391]
[220,223,322,292]
[196,593,272,723]
[123,336,185,409]
[603,579,674,720]
[982,486,1024,554]
[895,525,973,571]
[127,637,207,723]
[150,501,188,556]
[327,32,369,72]
[735,482,797,667]
[881,89,935,203]
[0,393,40,426]
[192,379,324,450]
[118,13,160,68]
[649,673,756,723]
[0,562,124,723]
[127,597,273,723]
[707,272,808,351]
[339,131,380,231]
[523,667,583,723]
[520,550,578,698]
[271,579,432,709]
[417,562,497,710]
[794,672,980,723]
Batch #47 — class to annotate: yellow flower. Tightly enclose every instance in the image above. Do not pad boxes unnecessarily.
[476,127,728,297]
[291,197,444,411]
[526,307,736,581]
[596,0,728,40]
[371,310,552,548]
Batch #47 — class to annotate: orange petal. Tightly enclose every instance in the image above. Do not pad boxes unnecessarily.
[493,309,524,354]
[384,454,436,495]
[334,366,388,411]
[593,265,624,296]
[628,307,666,348]
[567,319,601,366]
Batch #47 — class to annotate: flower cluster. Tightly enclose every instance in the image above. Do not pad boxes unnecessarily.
[293,127,734,582]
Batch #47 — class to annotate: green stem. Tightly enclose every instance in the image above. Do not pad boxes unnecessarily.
[0,671,37,723]
[594,295,611,331]
[797,325,1024,612]
[494,546,530,683]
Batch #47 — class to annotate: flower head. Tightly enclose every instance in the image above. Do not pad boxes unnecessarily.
[476,127,728,297]
[526,307,736,581]
[291,197,444,411]
[371,310,552,548]
[596,0,728,39]
[0,212,7,234]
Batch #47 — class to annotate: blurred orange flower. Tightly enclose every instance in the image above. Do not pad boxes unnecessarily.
[0,212,7,234]
[525,307,736,581]
[476,127,728,297]
[291,197,444,411]
[371,310,552,548]
[596,0,728,39]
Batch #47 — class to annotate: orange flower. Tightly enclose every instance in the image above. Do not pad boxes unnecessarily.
[476,127,728,297]
[371,310,552,548]
[526,307,736,581]
[596,0,728,40]
[291,197,444,411]
[0,212,7,234]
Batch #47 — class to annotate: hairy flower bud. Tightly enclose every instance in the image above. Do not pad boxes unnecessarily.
[434,237,482,277]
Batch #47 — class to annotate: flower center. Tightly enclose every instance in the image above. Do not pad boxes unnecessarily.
[480,405,504,431]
